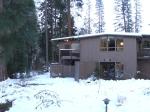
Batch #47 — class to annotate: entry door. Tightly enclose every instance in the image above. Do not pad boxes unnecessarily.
[100,62,115,79]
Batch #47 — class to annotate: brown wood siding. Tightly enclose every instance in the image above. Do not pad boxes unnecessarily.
[50,62,96,79]
[80,36,137,78]
[50,64,74,77]
[78,62,96,79]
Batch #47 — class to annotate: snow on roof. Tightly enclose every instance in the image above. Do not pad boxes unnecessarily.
[142,34,150,37]
[60,49,77,51]
[51,32,142,41]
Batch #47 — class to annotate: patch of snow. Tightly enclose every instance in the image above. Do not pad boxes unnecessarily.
[1,72,150,112]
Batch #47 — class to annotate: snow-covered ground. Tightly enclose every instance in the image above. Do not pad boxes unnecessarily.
[1,72,150,112]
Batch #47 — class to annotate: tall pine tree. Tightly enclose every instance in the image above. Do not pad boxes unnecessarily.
[114,0,133,32]
[95,0,105,33]
[39,0,77,62]
[134,0,141,33]
[0,0,3,13]
[0,0,38,77]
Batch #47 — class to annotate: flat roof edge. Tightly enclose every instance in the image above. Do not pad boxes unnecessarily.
[51,32,143,41]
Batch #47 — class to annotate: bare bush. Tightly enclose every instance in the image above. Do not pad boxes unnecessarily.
[34,90,61,109]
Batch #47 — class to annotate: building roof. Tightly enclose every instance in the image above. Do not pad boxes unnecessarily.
[142,33,150,37]
[51,32,143,41]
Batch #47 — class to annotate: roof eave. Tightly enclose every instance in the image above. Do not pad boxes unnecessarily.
[51,32,142,41]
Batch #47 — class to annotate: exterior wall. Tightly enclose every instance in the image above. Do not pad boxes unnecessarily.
[50,64,74,77]
[80,36,137,78]
[123,38,137,78]
[50,62,96,79]
[78,62,96,79]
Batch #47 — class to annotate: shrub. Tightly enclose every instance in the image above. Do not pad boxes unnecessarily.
[135,71,148,79]
[0,100,12,112]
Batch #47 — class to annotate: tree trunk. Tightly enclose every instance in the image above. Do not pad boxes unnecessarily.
[0,0,3,13]
[87,0,91,34]
[45,0,49,67]
[67,0,71,36]
[122,0,127,32]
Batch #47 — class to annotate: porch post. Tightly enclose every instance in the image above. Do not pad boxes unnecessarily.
[75,61,79,82]
[59,50,61,64]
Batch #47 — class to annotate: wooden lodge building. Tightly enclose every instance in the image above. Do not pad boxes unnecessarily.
[50,33,150,80]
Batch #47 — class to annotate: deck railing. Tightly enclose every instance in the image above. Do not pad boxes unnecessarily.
[60,49,80,59]
[138,48,150,59]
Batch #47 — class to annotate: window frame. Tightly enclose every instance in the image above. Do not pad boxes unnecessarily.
[100,37,124,51]
[116,39,124,51]
[142,40,150,49]
[108,37,116,51]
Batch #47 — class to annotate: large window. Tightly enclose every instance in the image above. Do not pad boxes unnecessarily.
[108,38,115,51]
[100,37,124,51]
[101,37,107,51]
[116,39,124,51]
[100,62,124,79]
[143,40,150,49]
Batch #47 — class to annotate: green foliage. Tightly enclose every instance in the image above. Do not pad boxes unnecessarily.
[0,0,33,36]
[0,101,12,111]
[39,0,77,63]
[95,0,105,33]
[114,0,133,32]
[134,0,142,33]
[0,0,39,77]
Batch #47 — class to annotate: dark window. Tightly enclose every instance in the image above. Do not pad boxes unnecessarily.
[143,41,150,48]
[62,59,75,65]
[108,38,115,51]
[100,37,107,51]
[65,44,70,49]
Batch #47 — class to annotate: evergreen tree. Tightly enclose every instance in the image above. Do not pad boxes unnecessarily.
[114,0,133,32]
[0,0,3,13]
[134,0,141,33]
[81,0,92,34]
[87,0,91,34]
[67,0,71,36]
[95,0,105,33]
[75,0,83,8]
[39,0,77,62]
[0,0,38,77]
